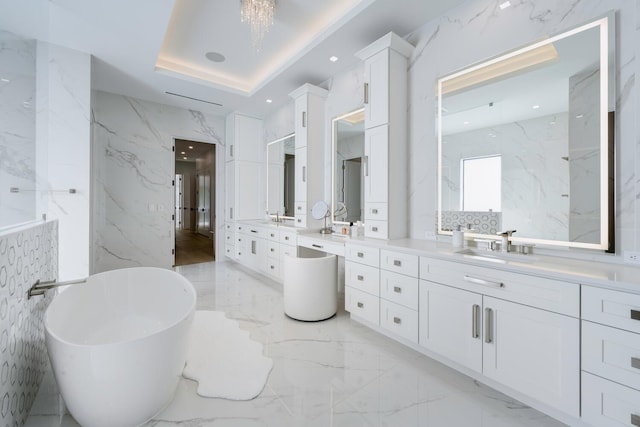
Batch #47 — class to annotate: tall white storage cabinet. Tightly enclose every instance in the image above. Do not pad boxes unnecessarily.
[355,32,413,240]
[225,113,264,259]
[288,84,328,229]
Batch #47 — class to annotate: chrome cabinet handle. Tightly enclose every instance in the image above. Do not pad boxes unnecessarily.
[357,302,364,308]
[302,111,306,128]
[357,252,364,258]
[270,248,275,252]
[393,317,401,325]
[464,275,504,288]
[270,233,275,238]
[229,144,234,158]
[632,357,640,370]
[302,166,306,182]
[485,308,493,343]
[364,82,369,104]
[371,226,378,232]
[250,229,258,233]
[285,236,290,240]
[230,207,234,219]
[393,260,402,267]
[364,155,369,177]
[631,309,640,321]
[312,244,323,249]
[632,414,640,427]
[371,208,378,214]
[270,265,275,270]
[357,275,364,281]
[251,241,256,254]
[393,286,402,294]
[472,304,480,339]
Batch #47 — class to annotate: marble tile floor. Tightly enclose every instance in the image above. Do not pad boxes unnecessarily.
[25,261,566,427]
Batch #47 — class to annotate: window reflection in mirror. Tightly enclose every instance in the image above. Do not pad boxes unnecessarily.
[437,14,614,251]
[332,108,365,224]
[266,134,295,218]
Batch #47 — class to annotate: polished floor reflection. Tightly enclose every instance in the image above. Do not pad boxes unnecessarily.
[174,228,215,266]
[26,261,566,427]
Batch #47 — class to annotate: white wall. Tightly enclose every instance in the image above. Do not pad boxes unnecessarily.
[92,91,225,272]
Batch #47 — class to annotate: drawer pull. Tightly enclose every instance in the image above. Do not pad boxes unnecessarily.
[393,286,402,294]
[357,275,364,281]
[393,317,402,325]
[357,302,364,308]
[357,252,364,258]
[250,230,258,233]
[297,206,302,210]
[270,265,275,270]
[312,244,323,249]
[632,414,640,427]
[270,248,275,252]
[393,260,402,267]
[371,208,378,214]
[485,308,493,343]
[632,357,640,370]
[372,226,378,232]
[285,236,290,241]
[472,304,480,339]
[270,233,275,238]
[631,309,640,321]
[464,275,504,288]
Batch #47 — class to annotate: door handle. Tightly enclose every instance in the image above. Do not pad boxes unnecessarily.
[472,304,480,339]
[364,82,369,105]
[464,275,504,288]
[485,308,493,343]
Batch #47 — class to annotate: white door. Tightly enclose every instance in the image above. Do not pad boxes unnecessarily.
[482,296,580,417]
[364,124,388,205]
[419,281,483,373]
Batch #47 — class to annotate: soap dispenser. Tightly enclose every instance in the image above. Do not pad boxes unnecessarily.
[452,225,465,248]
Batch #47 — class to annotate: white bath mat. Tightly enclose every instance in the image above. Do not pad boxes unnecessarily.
[183,310,273,400]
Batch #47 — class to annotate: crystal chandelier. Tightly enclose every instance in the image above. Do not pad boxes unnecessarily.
[240,0,275,50]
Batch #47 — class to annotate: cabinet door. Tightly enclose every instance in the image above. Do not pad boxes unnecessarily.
[364,49,389,129]
[234,115,263,162]
[235,161,263,220]
[482,296,579,417]
[225,162,235,221]
[294,146,307,203]
[419,281,483,373]
[363,124,388,205]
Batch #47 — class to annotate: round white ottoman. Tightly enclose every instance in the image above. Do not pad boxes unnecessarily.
[283,253,337,321]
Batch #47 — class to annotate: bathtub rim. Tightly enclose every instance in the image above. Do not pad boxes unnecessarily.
[44,266,197,348]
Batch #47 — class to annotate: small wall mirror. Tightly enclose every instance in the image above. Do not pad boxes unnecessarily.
[332,108,365,224]
[267,133,295,218]
[437,14,614,251]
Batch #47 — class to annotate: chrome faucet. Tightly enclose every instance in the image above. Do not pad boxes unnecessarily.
[498,230,516,253]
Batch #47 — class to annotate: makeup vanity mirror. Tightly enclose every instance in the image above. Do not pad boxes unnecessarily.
[266,133,295,218]
[331,108,365,224]
[437,13,615,251]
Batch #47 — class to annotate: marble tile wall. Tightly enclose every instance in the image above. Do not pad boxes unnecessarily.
[91,91,225,273]
[0,31,36,228]
[0,220,57,427]
[405,0,637,259]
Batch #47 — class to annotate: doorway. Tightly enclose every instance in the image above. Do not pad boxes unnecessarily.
[174,139,216,266]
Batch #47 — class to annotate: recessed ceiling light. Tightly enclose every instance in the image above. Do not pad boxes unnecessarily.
[499,1,511,10]
[0,78,9,82]
[550,121,556,125]
[205,52,226,63]
[488,133,497,138]
[575,114,584,119]
[463,121,470,125]
[532,105,540,109]
[188,146,194,149]
[183,157,188,160]
[266,99,272,103]
[329,56,338,62]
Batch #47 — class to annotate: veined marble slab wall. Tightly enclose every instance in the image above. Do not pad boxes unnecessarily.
[0,220,57,427]
[92,91,224,273]
[405,0,637,257]
[442,113,570,241]
[0,32,36,228]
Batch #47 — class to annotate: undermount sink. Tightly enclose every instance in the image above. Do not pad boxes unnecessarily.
[455,248,538,264]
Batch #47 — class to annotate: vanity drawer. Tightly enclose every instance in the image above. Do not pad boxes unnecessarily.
[583,321,640,391]
[380,250,419,278]
[279,229,297,245]
[380,270,419,310]
[365,202,388,221]
[265,259,280,278]
[583,285,640,333]
[224,243,235,258]
[364,220,387,239]
[266,241,280,259]
[225,223,234,232]
[582,372,640,427]
[245,225,266,238]
[225,232,235,244]
[294,201,307,215]
[345,244,380,268]
[345,261,380,296]
[280,244,296,259]
[345,287,379,325]
[420,257,579,317]
[295,214,307,228]
[380,299,418,344]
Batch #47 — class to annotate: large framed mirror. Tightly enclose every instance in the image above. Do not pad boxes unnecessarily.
[437,13,615,251]
[266,133,295,218]
[331,108,365,224]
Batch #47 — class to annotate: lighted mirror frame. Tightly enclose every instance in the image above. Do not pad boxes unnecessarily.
[331,107,365,225]
[266,133,295,219]
[436,14,614,251]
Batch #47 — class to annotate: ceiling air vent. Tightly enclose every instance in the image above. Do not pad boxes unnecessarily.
[165,92,222,107]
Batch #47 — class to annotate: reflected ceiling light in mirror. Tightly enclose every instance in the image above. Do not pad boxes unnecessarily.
[440,43,558,95]
[329,56,339,62]
[266,99,273,103]
[532,105,540,109]
[0,78,9,82]
[341,109,365,124]
[499,1,511,10]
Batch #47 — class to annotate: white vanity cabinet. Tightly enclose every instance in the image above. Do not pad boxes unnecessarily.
[345,243,380,325]
[419,257,580,417]
[224,222,235,259]
[355,32,413,240]
[581,286,640,427]
[289,84,327,229]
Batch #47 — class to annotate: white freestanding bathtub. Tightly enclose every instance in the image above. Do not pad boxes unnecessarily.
[44,267,196,427]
